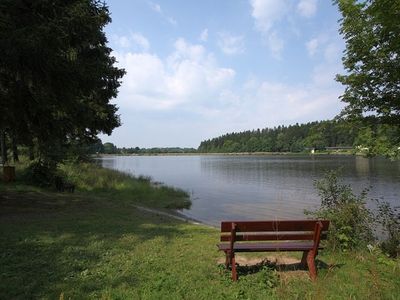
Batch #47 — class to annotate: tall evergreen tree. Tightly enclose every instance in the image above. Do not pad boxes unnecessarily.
[0,0,125,164]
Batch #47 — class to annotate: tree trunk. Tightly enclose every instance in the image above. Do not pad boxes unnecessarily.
[28,145,35,161]
[0,130,8,165]
[12,136,19,162]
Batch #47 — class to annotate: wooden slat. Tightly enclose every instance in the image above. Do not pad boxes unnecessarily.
[218,241,321,252]
[220,232,328,242]
[220,220,330,232]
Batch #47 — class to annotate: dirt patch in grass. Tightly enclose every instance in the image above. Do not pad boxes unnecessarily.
[217,254,310,280]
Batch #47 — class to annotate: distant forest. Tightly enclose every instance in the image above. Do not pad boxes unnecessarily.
[94,143,197,155]
[198,120,400,156]
[97,120,400,158]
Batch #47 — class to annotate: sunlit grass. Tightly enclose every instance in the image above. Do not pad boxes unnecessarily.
[58,162,191,210]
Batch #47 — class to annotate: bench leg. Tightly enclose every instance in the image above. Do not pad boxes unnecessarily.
[306,251,317,281]
[300,251,308,268]
[231,252,237,281]
[225,251,230,268]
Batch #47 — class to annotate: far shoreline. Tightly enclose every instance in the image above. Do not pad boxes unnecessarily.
[96,151,356,157]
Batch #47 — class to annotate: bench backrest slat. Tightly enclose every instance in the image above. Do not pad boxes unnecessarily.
[221,220,329,233]
[220,220,329,243]
[220,232,328,242]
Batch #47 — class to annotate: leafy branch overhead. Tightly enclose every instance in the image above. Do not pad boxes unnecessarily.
[335,0,400,125]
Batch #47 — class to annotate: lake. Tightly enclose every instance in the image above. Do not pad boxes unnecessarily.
[99,155,400,227]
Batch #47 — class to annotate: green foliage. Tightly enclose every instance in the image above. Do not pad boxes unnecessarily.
[198,119,400,156]
[354,124,400,159]
[58,162,191,210]
[199,120,359,153]
[23,160,58,187]
[0,0,125,164]
[102,142,118,154]
[305,170,374,250]
[335,0,400,125]
[97,144,198,155]
[375,200,400,258]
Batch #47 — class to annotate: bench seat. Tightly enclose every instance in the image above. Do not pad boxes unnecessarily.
[218,241,321,252]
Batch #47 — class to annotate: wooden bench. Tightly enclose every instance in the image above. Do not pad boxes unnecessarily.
[217,220,329,281]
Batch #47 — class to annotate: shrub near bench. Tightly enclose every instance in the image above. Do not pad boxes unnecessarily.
[218,220,330,281]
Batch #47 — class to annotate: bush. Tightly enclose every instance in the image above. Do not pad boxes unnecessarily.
[23,160,57,187]
[305,170,374,251]
[375,201,400,258]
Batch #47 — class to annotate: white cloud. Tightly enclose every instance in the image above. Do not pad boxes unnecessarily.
[250,0,289,33]
[306,38,319,57]
[249,0,319,57]
[112,33,150,52]
[222,78,343,131]
[297,0,318,18]
[131,33,150,51]
[217,32,245,55]
[114,38,235,111]
[113,35,131,48]
[267,31,284,59]
[148,1,161,13]
[249,0,291,57]
[199,28,208,42]
[109,31,345,148]
[305,32,343,63]
[148,1,177,26]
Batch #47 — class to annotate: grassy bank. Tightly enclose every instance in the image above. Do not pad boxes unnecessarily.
[11,160,191,211]
[1,163,399,299]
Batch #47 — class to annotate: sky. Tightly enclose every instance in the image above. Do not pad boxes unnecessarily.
[100,0,346,148]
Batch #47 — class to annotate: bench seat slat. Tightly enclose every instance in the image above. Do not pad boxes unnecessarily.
[218,241,323,252]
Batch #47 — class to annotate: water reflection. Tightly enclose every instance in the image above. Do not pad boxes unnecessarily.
[355,156,370,176]
[99,155,400,226]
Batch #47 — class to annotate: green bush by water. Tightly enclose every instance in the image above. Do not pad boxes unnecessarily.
[306,169,399,258]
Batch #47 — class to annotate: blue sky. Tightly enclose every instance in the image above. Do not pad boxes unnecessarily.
[101,0,346,148]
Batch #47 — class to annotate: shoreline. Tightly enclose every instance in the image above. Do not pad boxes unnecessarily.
[96,151,356,157]
[133,205,216,228]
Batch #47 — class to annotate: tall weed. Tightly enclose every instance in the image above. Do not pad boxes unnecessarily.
[305,170,374,250]
[307,169,399,258]
[375,200,400,258]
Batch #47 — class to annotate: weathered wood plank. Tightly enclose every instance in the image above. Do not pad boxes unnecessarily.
[220,232,328,241]
[221,220,330,232]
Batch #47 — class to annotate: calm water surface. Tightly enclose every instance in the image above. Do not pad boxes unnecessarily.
[100,155,400,226]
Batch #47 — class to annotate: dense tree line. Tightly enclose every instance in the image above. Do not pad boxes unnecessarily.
[95,142,197,155]
[198,120,400,157]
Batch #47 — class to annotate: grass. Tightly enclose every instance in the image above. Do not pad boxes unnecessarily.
[65,162,191,210]
[18,160,192,211]
[1,162,399,299]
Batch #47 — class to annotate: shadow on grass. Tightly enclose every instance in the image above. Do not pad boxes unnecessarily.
[0,189,190,299]
[220,258,343,279]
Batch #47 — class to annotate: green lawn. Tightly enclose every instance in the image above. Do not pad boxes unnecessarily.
[1,163,399,299]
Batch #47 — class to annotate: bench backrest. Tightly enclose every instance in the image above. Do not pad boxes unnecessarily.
[220,220,330,242]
